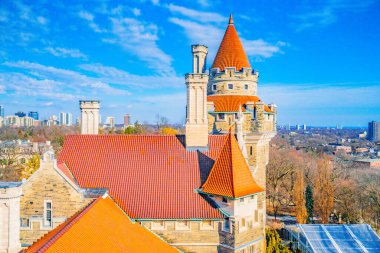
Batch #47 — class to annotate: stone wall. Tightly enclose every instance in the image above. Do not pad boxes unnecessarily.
[20,159,91,245]
[141,220,221,253]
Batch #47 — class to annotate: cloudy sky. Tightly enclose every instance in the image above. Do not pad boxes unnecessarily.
[0,0,379,126]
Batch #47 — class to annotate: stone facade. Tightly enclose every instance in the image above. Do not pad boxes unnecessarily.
[185,45,209,148]
[80,100,100,135]
[0,183,22,253]
[20,152,91,245]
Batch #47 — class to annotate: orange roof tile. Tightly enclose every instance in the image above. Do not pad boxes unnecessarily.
[58,135,226,219]
[207,95,272,113]
[201,132,264,198]
[26,196,180,253]
[211,15,251,71]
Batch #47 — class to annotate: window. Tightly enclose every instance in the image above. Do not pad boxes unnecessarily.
[20,158,26,164]
[241,218,246,227]
[151,220,166,230]
[44,200,52,227]
[200,220,214,230]
[218,114,225,121]
[254,210,259,222]
[244,84,249,90]
[250,146,253,155]
[222,197,228,203]
[239,198,244,203]
[228,83,233,90]
[175,220,191,230]
[223,218,230,232]
[212,84,217,91]
[20,218,30,228]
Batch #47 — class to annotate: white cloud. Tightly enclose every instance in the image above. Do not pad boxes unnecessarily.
[2,61,127,96]
[36,16,47,25]
[169,15,285,61]
[78,10,104,33]
[45,47,88,60]
[105,17,174,74]
[0,85,5,94]
[294,0,377,31]
[79,63,182,88]
[166,4,225,23]
[132,8,141,16]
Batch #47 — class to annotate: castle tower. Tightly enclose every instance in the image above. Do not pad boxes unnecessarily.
[185,45,209,148]
[80,100,100,135]
[208,15,258,96]
[0,182,22,253]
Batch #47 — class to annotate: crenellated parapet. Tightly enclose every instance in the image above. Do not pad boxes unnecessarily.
[208,67,258,96]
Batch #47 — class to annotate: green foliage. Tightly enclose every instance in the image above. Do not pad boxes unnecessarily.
[305,184,314,224]
[124,121,143,134]
[266,228,292,253]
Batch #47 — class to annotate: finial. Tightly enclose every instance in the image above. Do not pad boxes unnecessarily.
[228,14,234,25]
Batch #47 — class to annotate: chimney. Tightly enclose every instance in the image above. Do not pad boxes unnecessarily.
[79,100,100,134]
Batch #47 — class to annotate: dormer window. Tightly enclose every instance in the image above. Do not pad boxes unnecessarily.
[244,84,248,90]
[212,84,217,91]
[228,83,233,90]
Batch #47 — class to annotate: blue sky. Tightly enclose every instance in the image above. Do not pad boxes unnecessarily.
[0,0,379,126]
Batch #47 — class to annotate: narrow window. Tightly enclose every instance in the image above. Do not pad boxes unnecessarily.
[196,55,200,73]
[44,201,52,227]
[244,84,249,90]
[228,83,233,90]
[250,146,253,155]
[223,218,230,232]
[212,84,217,91]
[241,218,246,227]
[254,210,259,222]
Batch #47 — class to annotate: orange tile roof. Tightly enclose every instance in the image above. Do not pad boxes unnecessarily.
[201,132,264,198]
[211,15,251,71]
[58,135,226,219]
[207,95,273,113]
[26,195,180,253]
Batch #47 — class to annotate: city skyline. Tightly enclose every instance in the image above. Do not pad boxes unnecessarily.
[0,0,379,126]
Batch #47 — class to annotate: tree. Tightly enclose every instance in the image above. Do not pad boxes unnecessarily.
[160,127,178,135]
[305,184,314,224]
[293,168,308,223]
[266,228,292,253]
[20,153,40,180]
[314,156,334,224]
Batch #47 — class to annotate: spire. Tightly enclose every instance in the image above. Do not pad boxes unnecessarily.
[211,15,251,72]
[228,14,234,24]
[201,132,263,198]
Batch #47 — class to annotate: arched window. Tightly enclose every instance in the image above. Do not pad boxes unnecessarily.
[228,83,233,90]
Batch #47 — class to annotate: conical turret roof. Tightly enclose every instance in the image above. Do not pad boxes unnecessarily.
[201,131,263,198]
[211,14,251,72]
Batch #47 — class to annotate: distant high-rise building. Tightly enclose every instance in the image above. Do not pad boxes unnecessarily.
[59,112,72,126]
[368,121,380,142]
[286,123,290,130]
[303,124,307,130]
[124,114,130,126]
[15,111,26,118]
[336,124,343,130]
[28,111,39,120]
[105,116,115,128]
[0,105,4,118]
[296,124,301,131]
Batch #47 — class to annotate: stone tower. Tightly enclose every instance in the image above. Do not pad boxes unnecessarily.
[80,100,100,135]
[0,182,22,253]
[206,15,277,252]
[185,45,209,149]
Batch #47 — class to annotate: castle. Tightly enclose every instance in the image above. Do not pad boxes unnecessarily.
[0,15,276,253]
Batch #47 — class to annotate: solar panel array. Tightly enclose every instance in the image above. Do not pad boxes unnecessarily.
[299,224,380,253]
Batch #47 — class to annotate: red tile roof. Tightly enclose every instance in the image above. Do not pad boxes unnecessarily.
[207,95,272,113]
[201,132,264,198]
[56,162,76,185]
[211,15,251,72]
[26,195,180,253]
[58,135,226,219]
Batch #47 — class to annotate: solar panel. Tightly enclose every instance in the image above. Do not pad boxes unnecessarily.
[298,224,380,253]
